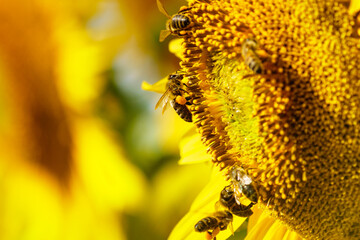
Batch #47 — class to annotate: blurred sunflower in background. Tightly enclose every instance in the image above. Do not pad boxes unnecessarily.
[0,0,212,239]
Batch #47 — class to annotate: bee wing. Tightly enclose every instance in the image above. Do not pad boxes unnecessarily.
[155,89,171,114]
[161,99,171,114]
[233,184,243,205]
[159,30,171,42]
[239,174,253,185]
[156,0,171,18]
[228,221,234,235]
[169,98,176,108]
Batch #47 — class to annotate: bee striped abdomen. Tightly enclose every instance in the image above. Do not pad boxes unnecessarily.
[239,183,258,203]
[171,14,191,30]
[230,166,259,204]
[244,54,263,74]
[171,100,192,122]
[194,211,233,232]
[194,217,218,232]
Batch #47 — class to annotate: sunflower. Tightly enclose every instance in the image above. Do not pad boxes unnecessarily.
[146,0,360,239]
[0,1,147,239]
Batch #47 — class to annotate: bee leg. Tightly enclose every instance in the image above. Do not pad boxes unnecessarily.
[246,202,255,209]
[242,73,258,79]
[211,227,221,240]
[205,231,213,240]
[184,96,192,106]
[178,6,191,14]
[178,88,188,94]
[232,208,253,217]
[230,202,255,217]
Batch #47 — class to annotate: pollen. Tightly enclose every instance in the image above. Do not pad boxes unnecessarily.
[175,95,187,105]
[174,0,360,239]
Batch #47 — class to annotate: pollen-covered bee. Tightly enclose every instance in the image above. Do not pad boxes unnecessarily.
[194,211,233,240]
[157,0,192,42]
[219,185,254,217]
[230,166,259,204]
[155,73,192,122]
[241,38,264,74]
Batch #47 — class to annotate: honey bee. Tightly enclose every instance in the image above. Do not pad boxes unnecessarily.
[157,0,192,42]
[219,185,254,217]
[241,38,263,74]
[230,166,259,204]
[194,211,233,240]
[155,73,192,122]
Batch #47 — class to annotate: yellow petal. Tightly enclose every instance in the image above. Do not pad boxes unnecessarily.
[179,129,211,165]
[349,0,360,15]
[246,209,302,240]
[283,229,303,240]
[245,209,276,240]
[56,25,105,113]
[148,161,212,236]
[246,206,263,231]
[262,221,287,240]
[169,168,247,240]
[169,38,184,59]
[73,117,147,211]
[0,157,63,240]
[141,76,167,93]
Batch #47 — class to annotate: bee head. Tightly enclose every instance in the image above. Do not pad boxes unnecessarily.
[168,74,184,86]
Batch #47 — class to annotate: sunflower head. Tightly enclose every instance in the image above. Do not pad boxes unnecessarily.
[158,0,360,239]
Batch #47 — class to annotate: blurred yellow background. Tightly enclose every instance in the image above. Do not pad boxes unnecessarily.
[0,0,212,239]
